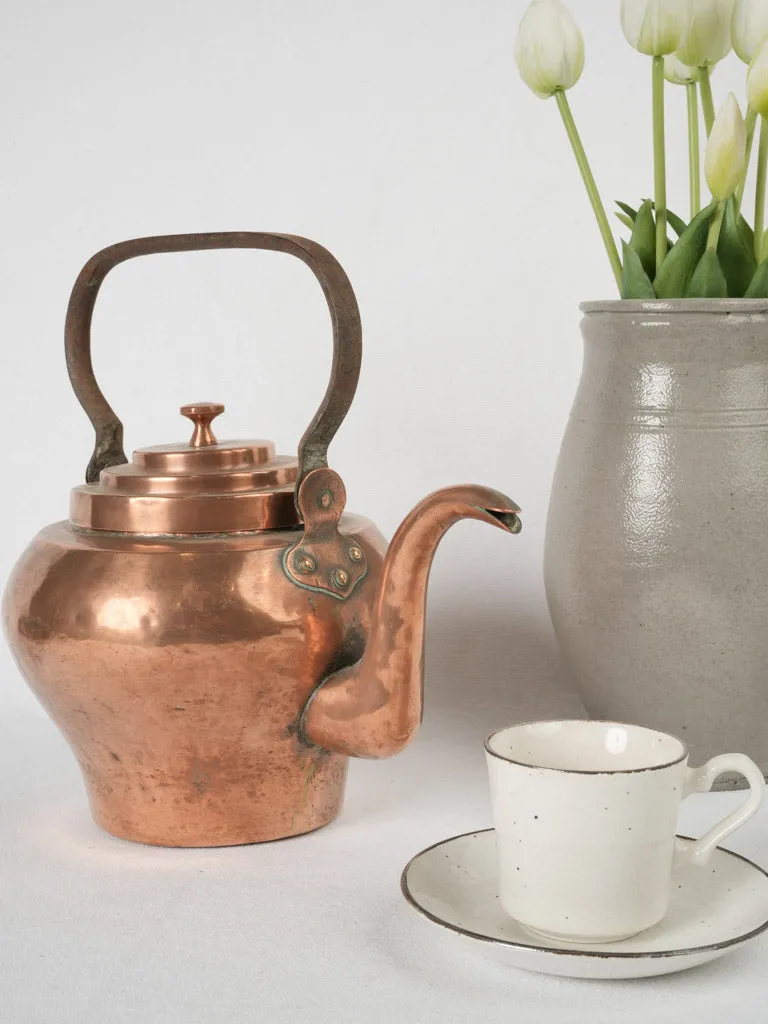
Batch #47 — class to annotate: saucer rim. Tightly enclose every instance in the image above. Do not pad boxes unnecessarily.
[400,828,768,961]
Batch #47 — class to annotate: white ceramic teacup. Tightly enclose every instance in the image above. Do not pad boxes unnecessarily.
[485,720,765,944]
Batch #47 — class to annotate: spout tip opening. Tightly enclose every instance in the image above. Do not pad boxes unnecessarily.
[486,510,522,534]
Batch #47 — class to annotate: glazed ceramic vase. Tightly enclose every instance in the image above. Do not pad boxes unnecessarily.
[545,300,768,785]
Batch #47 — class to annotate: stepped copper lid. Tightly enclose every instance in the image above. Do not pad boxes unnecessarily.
[70,403,300,534]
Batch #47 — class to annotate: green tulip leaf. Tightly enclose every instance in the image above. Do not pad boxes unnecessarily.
[629,199,657,279]
[615,198,683,246]
[616,200,638,222]
[686,248,728,298]
[665,208,688,238]
[621,241,657,299]
[717,196,758,297]
[654,202,718,298]
[744,257,768,297]
[644,199,687,237]
[738,214,755,253]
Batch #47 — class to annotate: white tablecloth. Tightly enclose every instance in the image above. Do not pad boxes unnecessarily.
[2,682,767,1024]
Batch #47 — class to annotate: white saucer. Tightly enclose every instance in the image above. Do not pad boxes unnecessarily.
[401,829,768,979]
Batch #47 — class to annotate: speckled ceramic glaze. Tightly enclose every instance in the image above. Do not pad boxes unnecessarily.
[545,301,768,783]
[401,829,768,979]
[485,720,764,944]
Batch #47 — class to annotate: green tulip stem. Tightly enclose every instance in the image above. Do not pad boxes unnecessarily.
[652,57,668,274]
[698,65,715,135]
[736,105,758,216]
[707,200,725,251]
[754,116,768,264]
[687,81,701,218]
[554,89,622,291]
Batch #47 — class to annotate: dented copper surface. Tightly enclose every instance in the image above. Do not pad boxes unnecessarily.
[3,231,521,847]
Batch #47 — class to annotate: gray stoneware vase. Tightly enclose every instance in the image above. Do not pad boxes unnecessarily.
[545,300,768,786]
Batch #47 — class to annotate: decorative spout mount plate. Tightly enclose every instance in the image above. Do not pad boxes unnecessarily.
[283,468,368,600]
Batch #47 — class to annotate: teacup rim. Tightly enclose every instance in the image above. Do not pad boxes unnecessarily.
[484,719,689,775]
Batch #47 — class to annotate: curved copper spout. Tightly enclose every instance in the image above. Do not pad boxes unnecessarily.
[299,485,522,758]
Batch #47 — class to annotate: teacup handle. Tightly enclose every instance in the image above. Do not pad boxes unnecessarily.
[676,754,765,866]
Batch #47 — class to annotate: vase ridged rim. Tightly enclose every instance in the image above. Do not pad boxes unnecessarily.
[581,299,768,315]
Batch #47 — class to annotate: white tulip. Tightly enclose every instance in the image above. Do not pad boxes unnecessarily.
[748,34,768,115]
[514,0,585,99]
[705,93,747,198]
[676,0,735,66]
[732,0,768,64]
[620,0,691,56]
[664,54,699,83]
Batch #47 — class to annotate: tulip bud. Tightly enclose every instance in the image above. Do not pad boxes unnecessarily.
[705,93,747,199]
[748,35,768,116]
[732,0,768,64]
[620,0,691,56]
[514,0,585,99]
[676,0,735,67]
[664,54,699,83]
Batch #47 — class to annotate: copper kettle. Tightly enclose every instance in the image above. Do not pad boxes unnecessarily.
[3,232,521,847]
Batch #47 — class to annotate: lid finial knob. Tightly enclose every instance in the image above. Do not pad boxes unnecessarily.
[180,403,225,448]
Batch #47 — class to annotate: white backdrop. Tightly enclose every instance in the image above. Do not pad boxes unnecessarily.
[2,2,766,1022]
[0,0,752,713]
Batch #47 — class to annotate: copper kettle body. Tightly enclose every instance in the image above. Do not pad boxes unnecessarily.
[3,232,521,847]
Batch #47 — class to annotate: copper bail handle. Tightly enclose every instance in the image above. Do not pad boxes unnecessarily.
[64,232,363,487]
